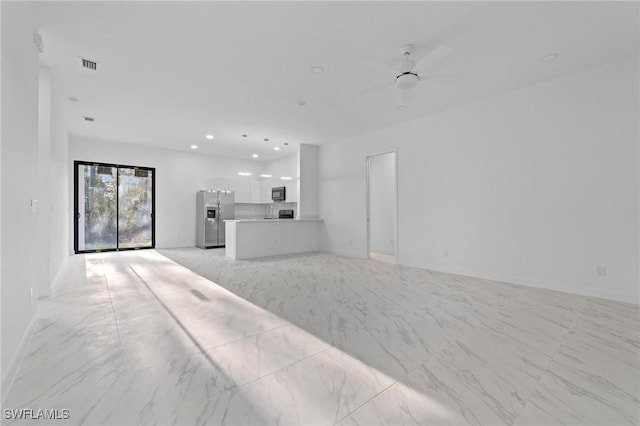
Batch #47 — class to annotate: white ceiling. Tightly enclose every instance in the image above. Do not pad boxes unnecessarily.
[35,1,639,161]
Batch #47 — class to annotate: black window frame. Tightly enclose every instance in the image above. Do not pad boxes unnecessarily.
[74,160,156,254]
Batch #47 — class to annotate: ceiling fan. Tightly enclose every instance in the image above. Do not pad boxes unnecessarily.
[360,43,459,99]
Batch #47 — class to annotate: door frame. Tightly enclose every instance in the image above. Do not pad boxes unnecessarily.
[365,148,398,262]
[74,160,156,254]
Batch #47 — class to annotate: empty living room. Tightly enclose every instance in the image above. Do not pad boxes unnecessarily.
[1,1,638,425]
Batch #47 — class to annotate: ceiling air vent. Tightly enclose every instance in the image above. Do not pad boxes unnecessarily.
[83,116,95,122]
[80,58,97,71]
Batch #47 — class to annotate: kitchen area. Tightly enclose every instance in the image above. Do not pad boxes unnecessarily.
[195,145,322,260]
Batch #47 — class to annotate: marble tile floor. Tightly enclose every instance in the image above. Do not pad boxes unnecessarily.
[1,249,638,426]
[369,252,395,265]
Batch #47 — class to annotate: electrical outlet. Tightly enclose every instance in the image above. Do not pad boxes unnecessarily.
[596,265,607,277]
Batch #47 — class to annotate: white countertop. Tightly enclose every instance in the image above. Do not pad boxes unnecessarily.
[225,219,323,223]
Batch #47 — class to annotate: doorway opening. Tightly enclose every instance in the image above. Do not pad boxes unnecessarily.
[366,150,397,264]
[74,161,155,254]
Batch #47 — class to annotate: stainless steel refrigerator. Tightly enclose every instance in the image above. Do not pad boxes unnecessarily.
[196,190,235,248]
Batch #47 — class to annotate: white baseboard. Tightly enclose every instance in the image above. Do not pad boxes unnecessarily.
[370,249,394,256]
[326,249,367,259]
[1,304,40,405]
[398,258,639,305]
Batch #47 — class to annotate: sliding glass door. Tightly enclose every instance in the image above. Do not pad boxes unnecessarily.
[75,163,118,252]
[118,167,153,249]
[75,161,155,253]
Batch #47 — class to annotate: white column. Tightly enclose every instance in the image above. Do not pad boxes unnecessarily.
[297,144,319,220]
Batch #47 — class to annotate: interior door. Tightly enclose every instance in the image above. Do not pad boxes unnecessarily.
[74,161,155,253]
[366,151,397,264]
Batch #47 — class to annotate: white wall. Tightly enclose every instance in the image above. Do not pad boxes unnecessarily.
[319,57,639,303]
[1,1,41,394]
[69,136,267,248]
[298,144,319,219]
[37,67,52,297]
[49,73,70,283]
[369,152,395,254]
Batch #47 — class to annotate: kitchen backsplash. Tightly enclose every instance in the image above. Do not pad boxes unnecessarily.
[234,202,297,219]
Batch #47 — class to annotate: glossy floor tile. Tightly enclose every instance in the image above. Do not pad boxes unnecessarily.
[369,252,395,265]
[2,249,638,426]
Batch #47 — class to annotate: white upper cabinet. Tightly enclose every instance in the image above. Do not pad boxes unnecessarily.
[261,180,272,203]
[284,180,298,202]
[261,154,298,203]
[229,178,251,203]
[222,153,299,204]
[250,180,262,203]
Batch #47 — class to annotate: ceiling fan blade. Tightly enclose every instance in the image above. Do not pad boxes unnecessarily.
[362,59,398,77]
[419,73,463,82]
[413,45,453,73]
[401,90,415,103]
[357,80,394,95]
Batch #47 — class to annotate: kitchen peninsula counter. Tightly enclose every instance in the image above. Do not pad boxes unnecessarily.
[224,219,323,260]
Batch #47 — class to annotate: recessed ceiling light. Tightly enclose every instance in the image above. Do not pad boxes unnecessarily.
[205,134,214,140]
[252,154,259,158]
[190,145,198,150]
[541,53,559,62]
[238,171,252,176]
[69,97,79,103]
[264,138,269,142]
[311,66,324,73]
[242,134,247,138]
[260,174,272,178]
[284,142,289,146]
[273,147,280,151]
[396,105,407,111]
[280,176,293,180]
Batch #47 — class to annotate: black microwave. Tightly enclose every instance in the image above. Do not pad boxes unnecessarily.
[271,186,286,201]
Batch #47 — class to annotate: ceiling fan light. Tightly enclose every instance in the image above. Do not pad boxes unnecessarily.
[396,73,419,90]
